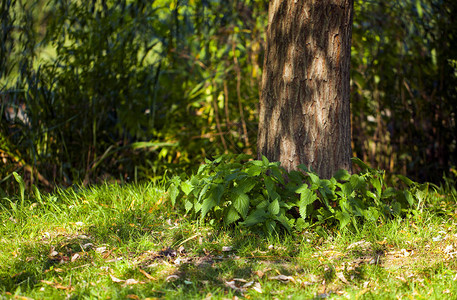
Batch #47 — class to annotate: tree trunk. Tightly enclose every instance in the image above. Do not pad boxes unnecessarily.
[258,0,353,178]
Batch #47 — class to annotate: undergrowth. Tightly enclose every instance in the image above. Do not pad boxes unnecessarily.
[168,155,433,235]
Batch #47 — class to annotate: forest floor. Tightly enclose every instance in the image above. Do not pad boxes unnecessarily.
[1,182,457,299]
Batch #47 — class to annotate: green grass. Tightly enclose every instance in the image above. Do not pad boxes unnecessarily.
[1,181,457,299]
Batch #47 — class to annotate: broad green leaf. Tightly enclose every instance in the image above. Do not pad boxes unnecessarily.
[297,164,310,172]
[270,166,285,184]
[168,184,179,206]
[201,197,216,220]
[382,187,398,199]
[371,177,382,197]
[233,192,250,218]
[225,206,241,225]
[246,165,263,177]
[333,169,351,181]
[341,182,354,197]
[264,176,275,195]
[307,172,320,185]
[211,184,225,204]
[296,183,310,194]
[181,181,193,195]
[268,199,280,215]
[184,200,193,213]
[261,155,270,166]
[194,202,202,213]
[366,191,377,201]
[13,172,25,204]
[335,211,351,230]
[298,189,317,219]
[233,178,256,195]
[265,219,276,235]
[225,172,239,182]
[349,174,365,190]
[396,174,415,186]
[242,209,266,227]
[404,190,414,206]
[351,157,371,170]
[275,214,292,232]
[256,200,269,209]
[198,183,211,202]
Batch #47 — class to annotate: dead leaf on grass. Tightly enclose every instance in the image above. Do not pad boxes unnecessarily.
[336,272,349,284]
[224,280,246,294]
[71,253,81,262]
[166,274,179,282]
[109,274,124,283]
[252,282,263,293]
[222,246,233,252]
[125,278,143,285]
[346,240,372,251]
[269,274,295,283]
[138,268,155,280]
[40,280,74,291]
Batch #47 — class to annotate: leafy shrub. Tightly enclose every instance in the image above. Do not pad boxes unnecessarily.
[167,155,429,235]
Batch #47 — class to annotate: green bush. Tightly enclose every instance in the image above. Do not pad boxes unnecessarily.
[168,155,430,235]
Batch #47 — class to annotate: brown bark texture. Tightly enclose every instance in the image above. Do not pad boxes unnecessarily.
[258,0,353,178]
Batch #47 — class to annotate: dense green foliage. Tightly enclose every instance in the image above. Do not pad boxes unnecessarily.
[167,154,431,235]
[1,0,456,192]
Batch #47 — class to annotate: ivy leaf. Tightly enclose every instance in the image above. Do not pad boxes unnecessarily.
[233,192,250,218]
[268,199,280,215]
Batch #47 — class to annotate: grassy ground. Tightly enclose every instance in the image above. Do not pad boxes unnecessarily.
[1,182,457,299]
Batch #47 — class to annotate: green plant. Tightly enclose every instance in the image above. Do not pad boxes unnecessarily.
[167,155,430,235]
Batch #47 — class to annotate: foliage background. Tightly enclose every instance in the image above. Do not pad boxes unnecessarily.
[1,0,456,192]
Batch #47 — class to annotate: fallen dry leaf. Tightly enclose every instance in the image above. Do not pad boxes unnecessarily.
[109,274,124,283]
[138,268,155,280]
[252,282,263,293]
[40,280,73,291]
[347,240,372,250]
[224,280,246,293]
[125,278,141,285]
[269,274,295,283]
[166,274,179,282]
[336,272,350,284]
[71,253,81,262]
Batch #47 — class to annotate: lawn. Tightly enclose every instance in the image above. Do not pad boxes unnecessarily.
[1,180,457,299]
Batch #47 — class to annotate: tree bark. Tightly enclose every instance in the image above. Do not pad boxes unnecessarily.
[258,0,353,178]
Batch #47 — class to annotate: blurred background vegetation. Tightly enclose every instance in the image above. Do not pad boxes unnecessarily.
[1,0,456,193]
